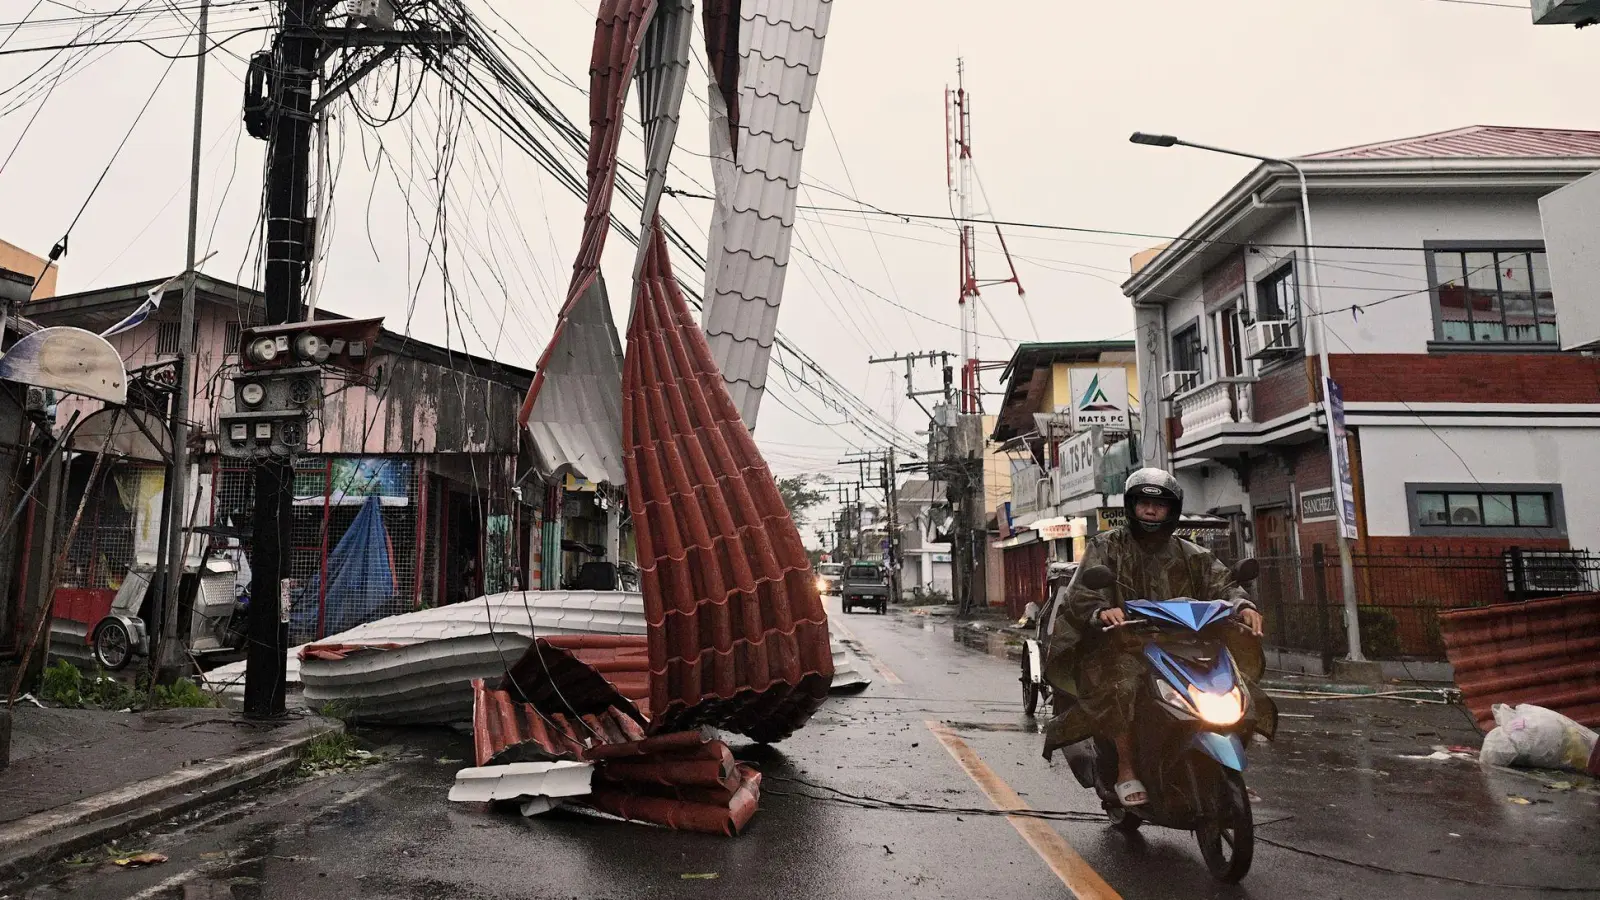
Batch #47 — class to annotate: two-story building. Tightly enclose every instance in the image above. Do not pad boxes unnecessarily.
[989,341,1144,617]
[1124,125,1600,657]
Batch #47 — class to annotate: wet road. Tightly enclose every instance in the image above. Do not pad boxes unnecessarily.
[13,599,1600,899]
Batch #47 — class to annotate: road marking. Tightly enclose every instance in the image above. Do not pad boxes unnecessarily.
[926,721,1121,900]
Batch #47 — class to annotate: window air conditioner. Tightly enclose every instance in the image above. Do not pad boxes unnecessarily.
[1243,320,1300,360]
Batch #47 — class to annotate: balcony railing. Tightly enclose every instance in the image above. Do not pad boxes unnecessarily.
[1174,377,1255,435]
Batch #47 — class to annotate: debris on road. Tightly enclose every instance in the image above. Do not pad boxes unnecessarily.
[111,852,167,868]
[1479,704,1599,775]
[449,761,595,817]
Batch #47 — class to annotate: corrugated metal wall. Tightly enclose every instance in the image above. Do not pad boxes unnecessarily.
[1440,592,1600,729]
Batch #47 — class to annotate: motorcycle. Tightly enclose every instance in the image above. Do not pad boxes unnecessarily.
[1058,559,1266,883]
[91,539,249,672]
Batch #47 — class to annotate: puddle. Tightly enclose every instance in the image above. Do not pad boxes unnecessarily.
[956,628,1018,661]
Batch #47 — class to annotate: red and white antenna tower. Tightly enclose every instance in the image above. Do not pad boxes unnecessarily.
[946,60,1024,415]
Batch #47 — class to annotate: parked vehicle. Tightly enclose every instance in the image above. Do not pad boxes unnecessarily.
[1055,560,1265,883]
[92,535,248,671]
[1021,561,1077,717]
[840,562,888,614]
[815,562,844,596]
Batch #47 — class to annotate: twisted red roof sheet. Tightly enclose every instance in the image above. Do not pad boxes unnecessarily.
[624,229,833,743]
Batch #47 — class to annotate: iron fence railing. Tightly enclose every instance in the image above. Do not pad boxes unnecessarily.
[1253,544,1600,662]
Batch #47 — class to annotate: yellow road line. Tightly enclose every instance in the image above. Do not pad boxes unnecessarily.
[926,720,1121,900]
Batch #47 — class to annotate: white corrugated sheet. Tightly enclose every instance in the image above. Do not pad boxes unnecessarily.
[522,276,627,488]
[200,591,647,704]
[450,760,595,817]
[202,589,865,718]
[701,0,833,430]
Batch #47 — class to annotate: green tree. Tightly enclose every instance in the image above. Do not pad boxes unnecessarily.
[777,475,828,529]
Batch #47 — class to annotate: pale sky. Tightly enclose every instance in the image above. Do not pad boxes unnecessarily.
[1,0,1596,536]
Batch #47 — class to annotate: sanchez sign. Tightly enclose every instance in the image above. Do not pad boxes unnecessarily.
[1065,368,1129,431]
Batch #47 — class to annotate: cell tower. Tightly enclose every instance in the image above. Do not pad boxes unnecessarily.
[946,60,1024,415]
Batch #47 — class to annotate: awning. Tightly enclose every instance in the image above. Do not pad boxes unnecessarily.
[992,531,1040,550]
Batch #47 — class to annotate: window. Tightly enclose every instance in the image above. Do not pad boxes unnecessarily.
[1409,484,1562,536]
[1255,263,1300,323]
[1430,247,1558,345]
[1170,321,1202,378]
[224,321,243,353]
[157,322,180,356]
[846,565,881,579]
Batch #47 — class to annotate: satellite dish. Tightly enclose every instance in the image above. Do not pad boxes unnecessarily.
[0,326,127,404]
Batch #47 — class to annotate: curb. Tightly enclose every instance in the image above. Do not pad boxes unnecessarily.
[0,718,341,879]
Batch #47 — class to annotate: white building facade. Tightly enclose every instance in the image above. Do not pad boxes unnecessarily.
[1124,127,1600,571]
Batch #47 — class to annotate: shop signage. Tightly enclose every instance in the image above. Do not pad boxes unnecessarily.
[1064,368,1129,431]
[1299,487,1337,523]
[1055,428,1101,502]
[1324,377,1358,539]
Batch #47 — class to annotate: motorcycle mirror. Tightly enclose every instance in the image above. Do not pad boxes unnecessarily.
[1080,565,1116,591]
[1233,557,1261,585]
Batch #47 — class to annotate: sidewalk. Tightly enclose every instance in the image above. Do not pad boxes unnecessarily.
[0,705,339,877]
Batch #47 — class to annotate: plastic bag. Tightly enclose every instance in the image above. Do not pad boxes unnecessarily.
[1479,704,1598,773]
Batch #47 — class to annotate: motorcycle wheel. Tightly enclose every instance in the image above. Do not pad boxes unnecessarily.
[1020,651,1038,717]
[93,619,133,671]
[1195,767,1254,883]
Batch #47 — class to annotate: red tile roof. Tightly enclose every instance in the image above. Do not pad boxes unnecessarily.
[1304,126,1600,160]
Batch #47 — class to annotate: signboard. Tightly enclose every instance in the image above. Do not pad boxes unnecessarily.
[1539,168,1600,350]
[1324,378,1358,539]
[1055,428,1101,502]
[1298,488,1337,523]
[1065,368,1129,431]
[932,553,952,563]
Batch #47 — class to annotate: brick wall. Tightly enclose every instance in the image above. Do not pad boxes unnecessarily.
[1251,360,1314,422]
[1329,353,1600,404]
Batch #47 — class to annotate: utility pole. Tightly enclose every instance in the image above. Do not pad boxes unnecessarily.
[241,2,461,718]
[243,0,322,719]
[154,0,211,682]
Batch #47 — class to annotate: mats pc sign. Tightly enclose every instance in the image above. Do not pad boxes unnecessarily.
[1064,368,1129,431]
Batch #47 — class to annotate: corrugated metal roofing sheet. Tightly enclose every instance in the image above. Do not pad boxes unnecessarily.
[472,678,646,766]
[1304,126,1600,161]
[469,681,763,835]
[700,0,833,430]
[516,0,662,487]
[1440,592,1600,730]
[624,230,833,743]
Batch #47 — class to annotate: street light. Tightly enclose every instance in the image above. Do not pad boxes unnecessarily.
[1129,131,1369,669]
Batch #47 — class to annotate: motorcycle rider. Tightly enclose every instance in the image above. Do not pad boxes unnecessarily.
[1050,468,1264,808]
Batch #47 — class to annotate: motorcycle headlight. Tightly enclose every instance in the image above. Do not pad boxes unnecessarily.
[1189,685,1245,726]
[816,577,827,590]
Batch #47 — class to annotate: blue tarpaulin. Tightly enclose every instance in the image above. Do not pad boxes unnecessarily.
[290,494,397,641]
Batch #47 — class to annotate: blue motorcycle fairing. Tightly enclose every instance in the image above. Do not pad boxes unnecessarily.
[1126,598,1235,632]
[1142,642,1239,697]
[1191,731,1248,771]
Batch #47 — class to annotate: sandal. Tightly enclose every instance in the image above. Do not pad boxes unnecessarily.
[1115,779,1149,807]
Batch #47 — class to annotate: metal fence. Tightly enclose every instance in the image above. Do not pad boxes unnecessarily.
[1254,545,1600,662]
[213,457,422,645]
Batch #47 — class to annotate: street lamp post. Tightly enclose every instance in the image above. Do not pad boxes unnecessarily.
[1129,132,1367,667]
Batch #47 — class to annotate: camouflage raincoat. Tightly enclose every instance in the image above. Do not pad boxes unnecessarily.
[1042,527,1275,757]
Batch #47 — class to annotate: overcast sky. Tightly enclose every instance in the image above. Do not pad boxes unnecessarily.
[1,0,1597,536]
